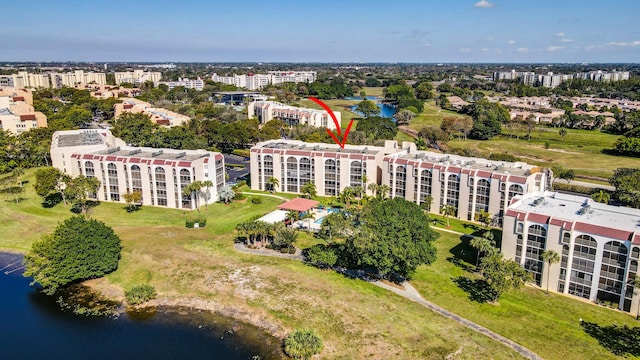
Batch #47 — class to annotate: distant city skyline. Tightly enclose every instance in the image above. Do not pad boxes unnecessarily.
[2,0,640,63]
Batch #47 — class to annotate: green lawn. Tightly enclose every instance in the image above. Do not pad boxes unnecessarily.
[412,231,640,360]
[0,168,522,359]
[361,87,385,97]
[408,100,472,131]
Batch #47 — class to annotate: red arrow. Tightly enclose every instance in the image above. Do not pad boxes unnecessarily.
[309,97,354,149]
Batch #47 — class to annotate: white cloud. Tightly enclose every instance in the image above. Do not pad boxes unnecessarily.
[606,41,640,47]
[481,47,490,52]
[474,0,494,8]
[560,38,574,43]
[508,40,516,45]
[517,47,528,53]
[460,48,472,53]
[547,46,564,51]
[555,32,565,37]
[484,37,494,42]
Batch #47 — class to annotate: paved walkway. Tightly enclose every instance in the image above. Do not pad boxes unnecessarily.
[239,191,288,201]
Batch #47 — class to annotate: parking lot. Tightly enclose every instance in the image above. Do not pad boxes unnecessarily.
[223,153,250,185]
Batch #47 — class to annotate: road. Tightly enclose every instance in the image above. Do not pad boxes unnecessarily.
[553,178,614,191]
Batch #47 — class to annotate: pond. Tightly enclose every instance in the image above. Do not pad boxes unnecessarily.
[0,252,283,359]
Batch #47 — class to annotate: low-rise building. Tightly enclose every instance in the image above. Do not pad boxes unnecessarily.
[0,89,47,134]
[114,98,189,127]
[248,101,339,129]
[0,70,106,89]
[502,191,640,313]
[211,71,316,91]
[51,129,225,209]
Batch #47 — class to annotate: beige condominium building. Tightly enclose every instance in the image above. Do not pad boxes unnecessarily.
[0,89,47,134]
[114,70,162,86]
[250,140,547,221]
[114,98,189,127]
[502,191,640,313]
[0,70,106,89]
[247,101,339,130]
[51,129,225,210]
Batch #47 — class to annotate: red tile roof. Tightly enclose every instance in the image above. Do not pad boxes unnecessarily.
[278,198,319,212]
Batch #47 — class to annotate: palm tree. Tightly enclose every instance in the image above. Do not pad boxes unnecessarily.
[266,176,279,193]
[201,180,213,210]
[301,182,317,199]
[286,210,300,227]
[185,180,204,210]
[440,204,456,228]
[361,174,369,194]
[377,184,390,200]
[301,211,316,230]
[217,184,235,204]
[367,182,378,197]
[559,128,567,142]
[470,235,497,267]
[591,190,610,204]
[541,250,561,294]
[340,187,355,207]
[631,276,640,319]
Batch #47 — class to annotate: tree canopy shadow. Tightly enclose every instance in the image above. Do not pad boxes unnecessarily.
[70,201,101,214]
[452,276,496,303]
[447,235,477,272]
[581,320,640,356]
[42,193,63,208]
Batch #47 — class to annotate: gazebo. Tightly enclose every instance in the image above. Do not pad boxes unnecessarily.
[278,198,319,213]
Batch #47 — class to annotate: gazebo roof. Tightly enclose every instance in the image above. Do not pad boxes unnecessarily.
[278,198,319,212]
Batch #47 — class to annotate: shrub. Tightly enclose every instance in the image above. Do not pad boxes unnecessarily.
[251,197,262,204]
[125,284,157,305]
[488,153,521,162]
[186,217,207,228]
[288,247,296,254]
[552,182,602,195]
[284,329,323,360]
[233,192,246,200]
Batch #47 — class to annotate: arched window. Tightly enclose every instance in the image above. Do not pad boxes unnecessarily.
[446,174,460,211]
[632,247,640,259]
[286,157,299,193]
[155,167,167,206]
[130,165,143,202]
[350,161,362,188]
[180,169,192,209]
[84,161,95,177]
[324,159,338,196]
[568,235,597,299]
[262,155,273,191]
[524,225,546,286]
[475,179,490,212]
[508,184,524,203]
[394,165,406,198]
[300,157,312,187]
[597,240,628,306]
[107,163,119,201]
[419,170,432,206]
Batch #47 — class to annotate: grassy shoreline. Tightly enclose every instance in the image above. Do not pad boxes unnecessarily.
[3,168,639,359]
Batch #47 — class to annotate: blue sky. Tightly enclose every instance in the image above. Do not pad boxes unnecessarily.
[2,0,640,63]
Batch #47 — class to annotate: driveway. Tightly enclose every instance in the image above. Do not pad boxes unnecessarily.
[223,154,250,183]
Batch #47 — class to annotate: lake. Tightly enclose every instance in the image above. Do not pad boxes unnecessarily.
[347,96,397,119]
[0,252,283,360]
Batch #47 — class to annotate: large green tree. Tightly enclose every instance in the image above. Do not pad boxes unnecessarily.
[24,216,122,295]
[355,99,379,118]
[461,100,509,140]
[479,253,530,302]
[610,168,640,208]
[35,167,71,205]
[349,198,438,279]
